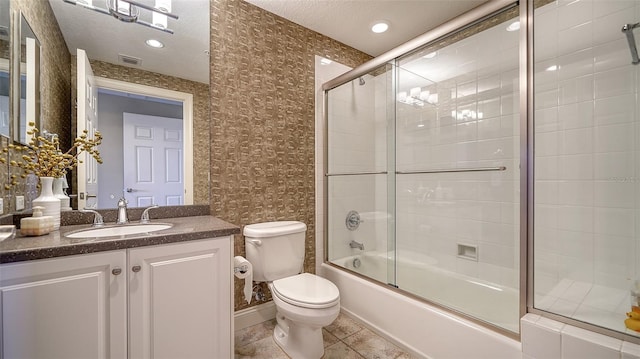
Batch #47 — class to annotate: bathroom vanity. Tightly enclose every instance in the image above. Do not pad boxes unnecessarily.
[0,214,239,359]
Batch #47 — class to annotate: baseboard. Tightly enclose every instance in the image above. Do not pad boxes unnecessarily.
[234,301,277,331]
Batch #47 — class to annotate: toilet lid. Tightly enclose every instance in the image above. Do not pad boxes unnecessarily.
[272,273,340,308]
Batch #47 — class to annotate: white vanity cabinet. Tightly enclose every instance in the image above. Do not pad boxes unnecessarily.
[0,250,128,358]
[0,237,232,359]
[128,238,232,359]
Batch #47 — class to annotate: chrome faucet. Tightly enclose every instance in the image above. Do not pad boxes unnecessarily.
[349,240,364,250]
[116,197,129,225]
[80,208,104,227]
[140,205,159,224]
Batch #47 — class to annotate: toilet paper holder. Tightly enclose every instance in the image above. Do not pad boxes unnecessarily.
[234,264,249,274]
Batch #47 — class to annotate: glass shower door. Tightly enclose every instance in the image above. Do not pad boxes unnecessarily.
[532,0,640,339]
[394,9,521,333]
[325,64,396,287]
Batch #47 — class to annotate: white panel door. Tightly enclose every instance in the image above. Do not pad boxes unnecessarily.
[128,238,232,359]
[122,113,183,207]
[77,48,99,209]
[0,251,127,359]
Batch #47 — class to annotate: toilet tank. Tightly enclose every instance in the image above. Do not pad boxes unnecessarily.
[244,221,307,282]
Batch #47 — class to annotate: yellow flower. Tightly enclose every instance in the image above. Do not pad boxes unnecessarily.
[1,122,104,180]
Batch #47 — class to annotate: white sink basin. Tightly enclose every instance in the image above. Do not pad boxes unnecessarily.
[65,224,172,239]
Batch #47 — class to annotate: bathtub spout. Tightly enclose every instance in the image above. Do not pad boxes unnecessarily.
[349,240,364,250]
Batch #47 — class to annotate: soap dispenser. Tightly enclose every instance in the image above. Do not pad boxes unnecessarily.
[20,206,54,236]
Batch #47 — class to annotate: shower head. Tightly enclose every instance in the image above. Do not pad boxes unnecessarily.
[359,77,365,86]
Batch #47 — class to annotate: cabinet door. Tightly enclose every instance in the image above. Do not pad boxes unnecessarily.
[128,237,232,359]
[0,251,127,359]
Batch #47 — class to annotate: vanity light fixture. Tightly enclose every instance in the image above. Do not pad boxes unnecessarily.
[371,21,389,34]
[62,0,178,34]
[145,39,164,48]
[152,0,171,29]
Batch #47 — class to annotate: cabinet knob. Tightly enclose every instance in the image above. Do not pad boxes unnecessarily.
[132,265,141,273]
[112,268,122,275]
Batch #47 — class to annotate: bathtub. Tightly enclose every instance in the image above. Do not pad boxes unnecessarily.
[321,251,522,359]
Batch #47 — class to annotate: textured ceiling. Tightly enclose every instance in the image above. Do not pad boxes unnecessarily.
[48,0,210,84]
[48,0,488,84]
[244,0,487,56]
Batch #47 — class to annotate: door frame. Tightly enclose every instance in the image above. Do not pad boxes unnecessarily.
[94,77,194,205]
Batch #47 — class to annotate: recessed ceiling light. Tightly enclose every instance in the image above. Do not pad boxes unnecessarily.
[423,51,437,59]
[320,58,332,65]
[506,21,520,32]
[371,21,389,34]
[145,39,164,48]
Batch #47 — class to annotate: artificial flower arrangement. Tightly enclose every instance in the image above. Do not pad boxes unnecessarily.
[0,122,103,189]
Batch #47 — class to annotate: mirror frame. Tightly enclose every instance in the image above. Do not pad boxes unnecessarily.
[13,11,40,146]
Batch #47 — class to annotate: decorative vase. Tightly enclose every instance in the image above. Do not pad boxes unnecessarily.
[32,177,61,230]
[53,177,72,211]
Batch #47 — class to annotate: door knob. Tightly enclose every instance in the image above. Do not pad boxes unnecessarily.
[112,268,122,275]
[132,265,141,272]
[126,188,135,193]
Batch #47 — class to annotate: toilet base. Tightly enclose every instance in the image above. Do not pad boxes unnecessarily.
[273,315,325,359]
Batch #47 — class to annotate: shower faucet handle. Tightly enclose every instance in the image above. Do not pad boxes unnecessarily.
[345,210,363,231]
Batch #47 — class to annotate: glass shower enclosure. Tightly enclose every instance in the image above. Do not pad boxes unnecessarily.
[324,0,640,342]
[324,6,522,334]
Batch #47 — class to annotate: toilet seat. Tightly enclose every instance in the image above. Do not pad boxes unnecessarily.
[272,273,340,309]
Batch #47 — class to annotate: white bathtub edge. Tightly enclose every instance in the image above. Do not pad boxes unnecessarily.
[340,306,433,359]
[321,263,523,359]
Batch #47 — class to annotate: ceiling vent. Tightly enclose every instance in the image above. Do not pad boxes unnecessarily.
[118,54,142,66]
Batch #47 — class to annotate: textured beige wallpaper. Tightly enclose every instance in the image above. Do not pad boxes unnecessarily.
[69,59,211,206]
[13,0,71,150]
[209,0,372,310]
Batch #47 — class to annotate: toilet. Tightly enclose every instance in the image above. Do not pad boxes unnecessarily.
[244,221,340,359]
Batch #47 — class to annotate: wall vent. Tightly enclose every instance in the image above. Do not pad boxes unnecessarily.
[118,54,142,66]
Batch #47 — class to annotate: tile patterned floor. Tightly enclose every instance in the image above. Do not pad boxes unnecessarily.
[235,313,416,359]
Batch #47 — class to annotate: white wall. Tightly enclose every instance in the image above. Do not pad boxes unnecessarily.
[532,0,640,336]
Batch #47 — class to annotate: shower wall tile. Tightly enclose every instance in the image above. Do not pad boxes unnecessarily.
[562,325,623,359]
[522,314,562,359]
[522,314,640,359]
[558,0,592,30]
[622,341,640,359]
[594,40,632,72]
[533,2,639,338]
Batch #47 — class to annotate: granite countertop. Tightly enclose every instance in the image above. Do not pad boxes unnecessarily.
[0,215,240,264]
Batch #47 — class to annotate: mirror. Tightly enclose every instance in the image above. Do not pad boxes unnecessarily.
[16,13,40,145]
[3,0,210,212]
[0,0,9,139]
